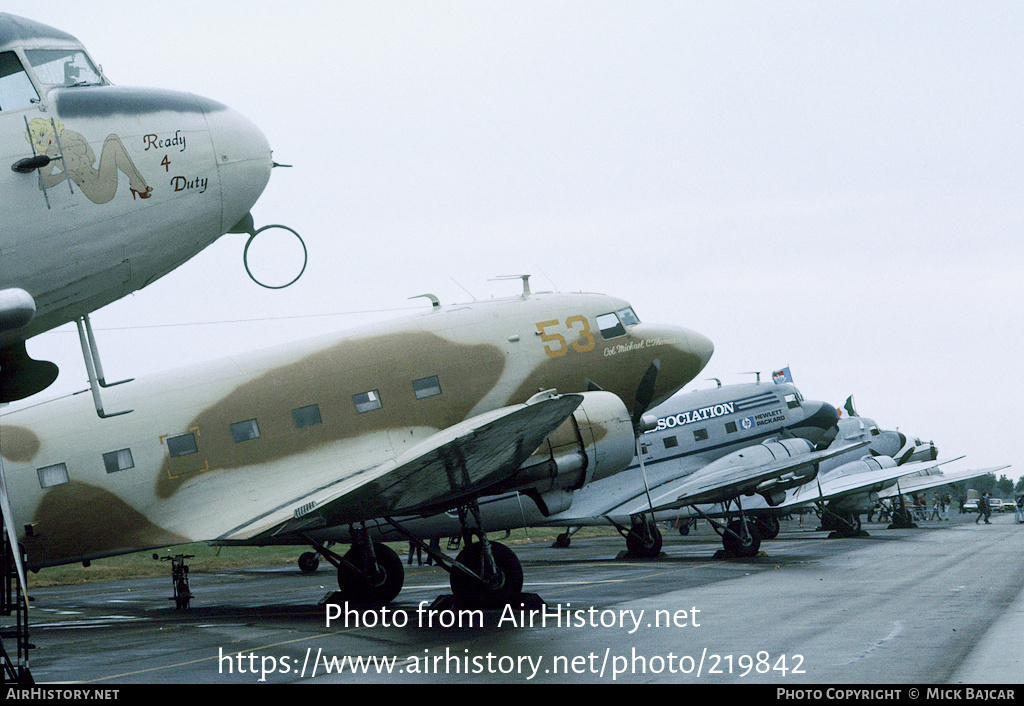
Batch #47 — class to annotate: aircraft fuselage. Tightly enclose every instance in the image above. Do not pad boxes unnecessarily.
[0,14,273,400]
[0,291,713,569]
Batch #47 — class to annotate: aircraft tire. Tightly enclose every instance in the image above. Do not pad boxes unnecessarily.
[723,519,761,558]
[626,524,663,557]
[449,542,523,609]
[337,542,404,605]
[755,516,780,540]
[298,552,320,574]
[553,533,571,548]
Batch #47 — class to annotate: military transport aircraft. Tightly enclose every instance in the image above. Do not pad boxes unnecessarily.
[0,285,714,608]
[290,376,866,561]
[0,13,281,406]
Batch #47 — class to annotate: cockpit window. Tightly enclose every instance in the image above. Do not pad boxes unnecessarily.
[596,312,625,339]
[25,49,103,87]
[596,307,640,340]
[0,52,39,110]
[617,307,639,327]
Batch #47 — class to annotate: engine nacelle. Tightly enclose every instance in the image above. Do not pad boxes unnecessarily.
[826,455,901,494]
[490,390,635,496]
[701,438,814,477]
[830,492,879,514]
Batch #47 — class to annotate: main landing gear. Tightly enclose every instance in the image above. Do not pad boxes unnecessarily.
[307,501,528,609]
[688,500,763,558]
[719,518,761,558]
[303,527,404,605]
[421,501,524,609]
[818,507,866,537]
[606,514,663,558]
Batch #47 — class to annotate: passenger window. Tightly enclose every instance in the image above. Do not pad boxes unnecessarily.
[663,436,678,449]
[103,449,134,473]
[725,421,738,434]
[230,419,260,443]
[37,463,69,488]
[0,52,39,110]
[693,428,708,442]
[292,405,322,429]
[596,312,625,339]
[353,390,382,414]
[166,433,198,458]
[413,376,442,399]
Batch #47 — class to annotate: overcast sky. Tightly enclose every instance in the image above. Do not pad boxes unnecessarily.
[7,1,1022,487]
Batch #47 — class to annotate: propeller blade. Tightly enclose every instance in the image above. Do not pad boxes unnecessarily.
[814,425,839,452]
[632,360,661,427]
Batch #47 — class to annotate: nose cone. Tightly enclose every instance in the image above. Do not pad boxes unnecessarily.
[638,324,715,409]
[201,100,273,233]
[803,400,841,431]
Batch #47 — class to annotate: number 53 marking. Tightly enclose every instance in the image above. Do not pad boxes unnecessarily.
[536,315,596,358]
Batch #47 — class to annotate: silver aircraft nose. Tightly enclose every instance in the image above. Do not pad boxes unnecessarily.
[202,101,273,232]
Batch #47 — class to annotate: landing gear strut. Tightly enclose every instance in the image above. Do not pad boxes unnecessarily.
[690,499,762,558]
[298,551,320,574]
[819,507,865,537]
[721,519,761,557]
[305,526,404,605]
[380,500,527,609]
[755,515,781,540]
[448,540,523,609]
[622,515,663,558]
[553,527,577,548]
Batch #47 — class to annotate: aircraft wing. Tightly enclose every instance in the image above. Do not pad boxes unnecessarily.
[779,457,961,509]
[613,441,868,516]
[221,392,585,541]
[877,464,1011,498]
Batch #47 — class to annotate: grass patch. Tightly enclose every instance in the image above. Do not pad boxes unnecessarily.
[27,526,621,587]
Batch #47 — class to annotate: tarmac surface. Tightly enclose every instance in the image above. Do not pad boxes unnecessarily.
[12,510,1024,685]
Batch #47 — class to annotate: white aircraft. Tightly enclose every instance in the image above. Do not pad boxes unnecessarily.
[690,400,999,537]
[0,284,714,607]
[0,13,280,406]
[291,377,864,561]
[875,463,1012,525]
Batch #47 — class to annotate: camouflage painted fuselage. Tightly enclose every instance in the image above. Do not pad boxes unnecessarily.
[1,291,713,568]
